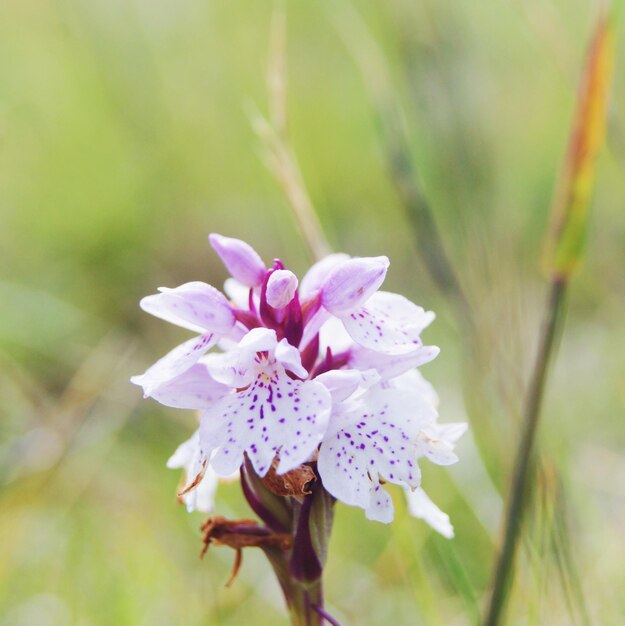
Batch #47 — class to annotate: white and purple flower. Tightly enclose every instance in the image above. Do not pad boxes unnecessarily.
[132,234,465,533]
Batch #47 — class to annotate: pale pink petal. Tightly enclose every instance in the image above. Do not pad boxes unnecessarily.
[321,256,389,315]
[131,333,217,395]
[349,344,440,380]
[200,360,331,477]
[314,369,379,403]
[405,487,454,538]
[266,270,298,309]
[342,291,435,355]
[209,233,266,287]
[300,253,350,298]
[141,282,235,334]
[146,364,228,409]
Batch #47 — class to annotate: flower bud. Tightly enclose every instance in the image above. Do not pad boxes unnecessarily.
[266,269,298,309]
[321,256,389,315]
[209,233,266,287]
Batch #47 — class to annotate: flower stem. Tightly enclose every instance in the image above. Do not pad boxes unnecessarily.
[483,277,567,625]
[263,546,324,626]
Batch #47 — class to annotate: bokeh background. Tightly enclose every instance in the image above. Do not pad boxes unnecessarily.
[1,0,624,624]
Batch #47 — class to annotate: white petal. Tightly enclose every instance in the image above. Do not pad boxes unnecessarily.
[200,360,331,477]
[405,487,454,538]
[167,430,213,512]
[417,422,467,465]
[131,333,217,395]
[318,388,435,518]
[416,433,459,465]
[430,422,468,445]
[146,363,228,409]
[141,282,235,334]
[167,431,199,469]
[275,339,308,378]
[185,468,220,513]
[205,349,257,388]
[207,328,278,388]
[300,253,350,298]
[342,291,435,355]
[319,315,355,355]
[238,327,278,352]
[314,368,380,403]
[223,278,251,308]
[349,344,440,380]
[388,369,439,409]
[365,483,395,524]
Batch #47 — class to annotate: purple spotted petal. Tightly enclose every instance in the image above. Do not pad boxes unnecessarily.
[131,333,217,396]
[342,291,435,355]
[365,482,394,523]
[141,282,235,334]
[318,388,436,521]
[321,256,389,315]
[209,233,266,287]
[199,359,331,478]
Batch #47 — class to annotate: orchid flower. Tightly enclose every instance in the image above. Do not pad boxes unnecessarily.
[132,233,466,624]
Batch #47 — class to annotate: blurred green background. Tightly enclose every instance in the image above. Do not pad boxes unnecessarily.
[1,0,624,624]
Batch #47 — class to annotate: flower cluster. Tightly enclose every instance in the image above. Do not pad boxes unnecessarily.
[132,234,465,534]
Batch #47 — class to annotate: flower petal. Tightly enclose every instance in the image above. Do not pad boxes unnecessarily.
[141,282,235,334]
[266,270,298,309]
[314,368,379,403]
[131,333,217,395]
[342,291,435,355]
[387,369,439,409]
[200,362,331,477]
[300,253,350,298]
[349,344,439,380]
[405,487,454,538]
[275,338,308,379]
[207,328,278,387]
[318,388,435,520]
[145,363,229,409]
[167,431,218,513]
[365,483,395,524]
[321,256,389,315]
[209,233,266,287]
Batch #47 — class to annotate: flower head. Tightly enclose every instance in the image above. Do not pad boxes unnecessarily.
[132,234,465,528]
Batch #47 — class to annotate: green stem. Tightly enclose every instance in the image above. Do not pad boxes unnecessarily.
[263,546,323,626]
[483,277,568,625]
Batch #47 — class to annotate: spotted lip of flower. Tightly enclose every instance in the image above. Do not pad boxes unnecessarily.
[198,327,332,478]
[133,233,463,532]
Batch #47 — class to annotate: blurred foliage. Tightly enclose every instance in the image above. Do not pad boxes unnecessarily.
[0,0,624,625]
